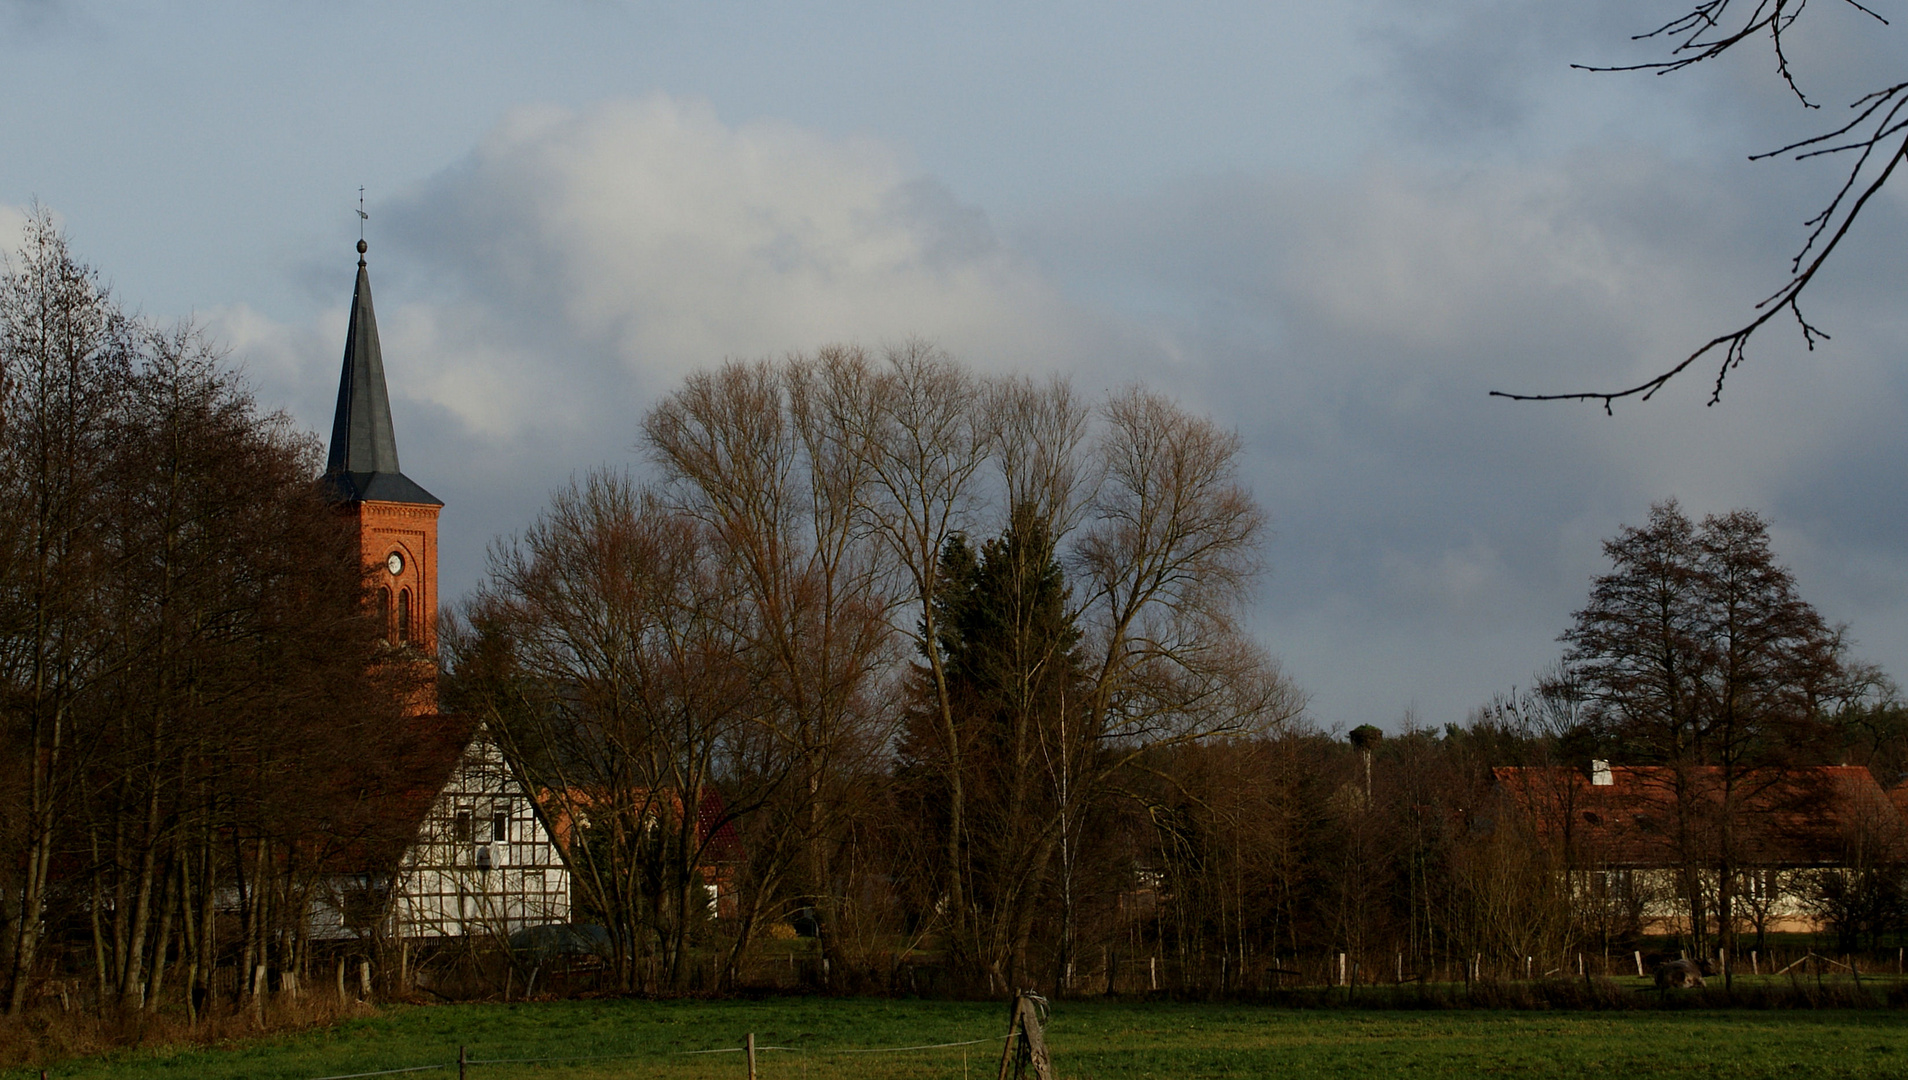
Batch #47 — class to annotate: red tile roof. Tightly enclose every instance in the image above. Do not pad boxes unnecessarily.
[537,784,743,865]
[1492,764,1908,868]
[304,711,477,873]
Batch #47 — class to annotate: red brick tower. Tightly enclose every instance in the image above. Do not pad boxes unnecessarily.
[324,240,443,709]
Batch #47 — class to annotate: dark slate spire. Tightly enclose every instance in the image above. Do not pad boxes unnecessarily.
[323,241,442,506]
[327,241,400,474]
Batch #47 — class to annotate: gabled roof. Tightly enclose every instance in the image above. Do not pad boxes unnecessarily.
[1493,764,1908,869]
[538,785,744,865]
[1890,780,1908,823]
[323,243,441,507]
[310,712,479,873]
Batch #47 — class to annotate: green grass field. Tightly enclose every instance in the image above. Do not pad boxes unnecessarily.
[10,996,1908,1080]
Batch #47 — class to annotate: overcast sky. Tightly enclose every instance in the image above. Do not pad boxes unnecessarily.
[5,0,1907,733]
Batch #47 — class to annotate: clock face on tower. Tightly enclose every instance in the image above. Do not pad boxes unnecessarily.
[387,551,405,575]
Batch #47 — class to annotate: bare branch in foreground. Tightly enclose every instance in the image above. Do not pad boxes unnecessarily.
[1495,2,1904,411]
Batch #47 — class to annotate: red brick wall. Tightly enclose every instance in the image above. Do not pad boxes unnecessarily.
[342,498,442,713]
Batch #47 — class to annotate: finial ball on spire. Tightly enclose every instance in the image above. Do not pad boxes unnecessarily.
[357,239,368,255]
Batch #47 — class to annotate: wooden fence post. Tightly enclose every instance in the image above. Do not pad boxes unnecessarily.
[1634,951,1643,977]
[1021,994,1054,1080]
[994,991,1055,1080]
[747,1032,757,1080]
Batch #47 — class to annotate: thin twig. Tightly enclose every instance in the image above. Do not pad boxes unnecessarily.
[1497,2,1907,411]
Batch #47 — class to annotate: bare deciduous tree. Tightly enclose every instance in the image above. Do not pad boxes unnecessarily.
[450,471,761,991]
[825,343,994,976]
[1075,386,1295,754]
[644,358,899,984]
[0,210,131,1013]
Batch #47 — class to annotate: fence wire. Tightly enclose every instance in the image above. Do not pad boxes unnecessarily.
[310,1067,447,1080]
[297,1029,1010,1079]
[830,1034,1009,1054]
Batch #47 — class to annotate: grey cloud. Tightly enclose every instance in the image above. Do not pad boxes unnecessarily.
[1364,0,1659,140]
[2,0,69,32]
[1017,140,1908,730]
[217,84,1908,740]
[220,96,1153,633]
[878,177,1000,271]
[1365,0,1905,165]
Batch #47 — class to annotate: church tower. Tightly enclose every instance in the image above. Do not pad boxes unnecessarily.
[324,240,443,701]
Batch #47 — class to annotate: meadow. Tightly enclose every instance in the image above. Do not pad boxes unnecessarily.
[8,993,1908,1080]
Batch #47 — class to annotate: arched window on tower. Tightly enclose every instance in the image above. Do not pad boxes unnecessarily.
[379,588,391,642]
[397,588,411,645]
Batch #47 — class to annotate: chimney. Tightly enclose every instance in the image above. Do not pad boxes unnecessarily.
[1590,759,1613,786]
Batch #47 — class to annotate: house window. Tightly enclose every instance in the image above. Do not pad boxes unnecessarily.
[397,589,411,644]
[378,588,391,641]
[492,811,508,843]
[454,809,473,843]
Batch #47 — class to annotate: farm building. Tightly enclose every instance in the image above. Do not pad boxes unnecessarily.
[1494,761,1908,936]
[307,241,572,943]
[384,727,572,938]
[536,785,745,919]
[303,716,572,943]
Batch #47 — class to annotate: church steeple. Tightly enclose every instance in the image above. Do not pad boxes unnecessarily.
[324,240,444,675]
[324,240,441,506]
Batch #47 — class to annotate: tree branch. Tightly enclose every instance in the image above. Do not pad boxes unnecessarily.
[1497,1,1904,411]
